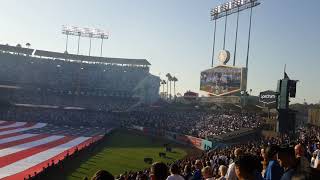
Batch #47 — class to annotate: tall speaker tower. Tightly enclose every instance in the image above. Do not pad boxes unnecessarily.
[276,71,298,134]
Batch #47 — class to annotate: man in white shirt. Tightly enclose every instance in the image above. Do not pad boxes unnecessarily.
[313,142,320,169]
[166,164,184,180]
[225,148,243,180]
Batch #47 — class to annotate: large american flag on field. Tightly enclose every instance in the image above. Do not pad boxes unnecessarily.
[0,121,107,180]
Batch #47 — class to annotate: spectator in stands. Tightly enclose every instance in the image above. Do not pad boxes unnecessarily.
[166,164,184,180]
[234,155,261,180]
[150,162,169,180]
[264,145,284,180]
[294,144,311,174]
[217,165,227,180]
[261,146,269,177]
[311,152,317,168]
[201,166,214,180]
[313,142,320,169]
[91,170,114,180]
[183,165,193,180]
[277,146,298,180]
[192,160,203,180]
[226,148,243,180]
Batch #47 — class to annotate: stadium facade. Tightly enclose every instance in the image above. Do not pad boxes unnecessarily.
[0,44,160,110]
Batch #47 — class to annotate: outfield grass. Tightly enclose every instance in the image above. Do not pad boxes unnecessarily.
[66,130,189,180]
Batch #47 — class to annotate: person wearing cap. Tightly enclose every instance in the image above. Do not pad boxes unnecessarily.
[264,145,284,180]
[277,146,298,180]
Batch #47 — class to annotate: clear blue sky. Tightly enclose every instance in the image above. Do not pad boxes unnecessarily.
[0,0,319,103]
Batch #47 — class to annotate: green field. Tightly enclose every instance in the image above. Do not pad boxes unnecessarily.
[66,130,189,179]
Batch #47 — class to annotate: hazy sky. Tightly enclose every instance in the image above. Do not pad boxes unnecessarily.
[0,0,319,103]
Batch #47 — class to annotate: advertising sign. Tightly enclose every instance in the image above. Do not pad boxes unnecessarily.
[259,90,277,104]
[200,66,246,96]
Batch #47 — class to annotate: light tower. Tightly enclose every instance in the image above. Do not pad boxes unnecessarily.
[208,0,260,96]
[62,25,109,56]
[210,0,260,70]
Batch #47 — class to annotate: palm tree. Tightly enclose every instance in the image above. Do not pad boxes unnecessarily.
[172,76,178,99]
[16,44,22,48]
[165,73,172,100]
[169,77,173,100]
[25,43,31,48]
[160,80,166,98]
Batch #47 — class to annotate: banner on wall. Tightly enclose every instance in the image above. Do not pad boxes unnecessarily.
[164,129,213,150]
[130,126,214,150]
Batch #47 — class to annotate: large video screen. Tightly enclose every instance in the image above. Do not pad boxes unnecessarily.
[200,66,245,96]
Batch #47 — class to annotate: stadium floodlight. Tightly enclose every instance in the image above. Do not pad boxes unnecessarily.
[62,25,109,56]
[209,0,261,94]
[209,0,260,66]
[210,0,260,20]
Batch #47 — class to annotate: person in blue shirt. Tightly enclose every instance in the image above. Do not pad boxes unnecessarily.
[277,146,298,180]
[192,160,203,180]
[264,145,284,180]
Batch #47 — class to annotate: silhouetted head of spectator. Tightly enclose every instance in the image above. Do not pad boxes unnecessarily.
[150,162,169,180]
[218,165,227,177]
[184,165,192,175]
[234,148,243,158]
[91,170,114,180]
[201,166,213,179]
[261,146,267,160]
[206,161,211,167]
[277,146,297,170]
[195,159,203,170]
[170,163,180,175]
[294,144,305,158]
[265,144,279,161]
[136,172,148,180]
[234,155,257,180]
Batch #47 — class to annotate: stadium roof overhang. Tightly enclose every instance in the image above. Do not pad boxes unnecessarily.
[34,50,151,66]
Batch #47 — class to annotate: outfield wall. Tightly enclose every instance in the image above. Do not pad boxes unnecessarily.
[130,125,213,150]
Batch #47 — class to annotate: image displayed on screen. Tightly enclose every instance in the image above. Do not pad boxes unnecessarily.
[200,66,242,95]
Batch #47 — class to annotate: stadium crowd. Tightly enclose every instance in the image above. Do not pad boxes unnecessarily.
[122,110,263,138]
[0,104,262,139]
[5,90,138,111]
[0,106,119,127]
[103,126,320,180]
[28,126,320,180]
